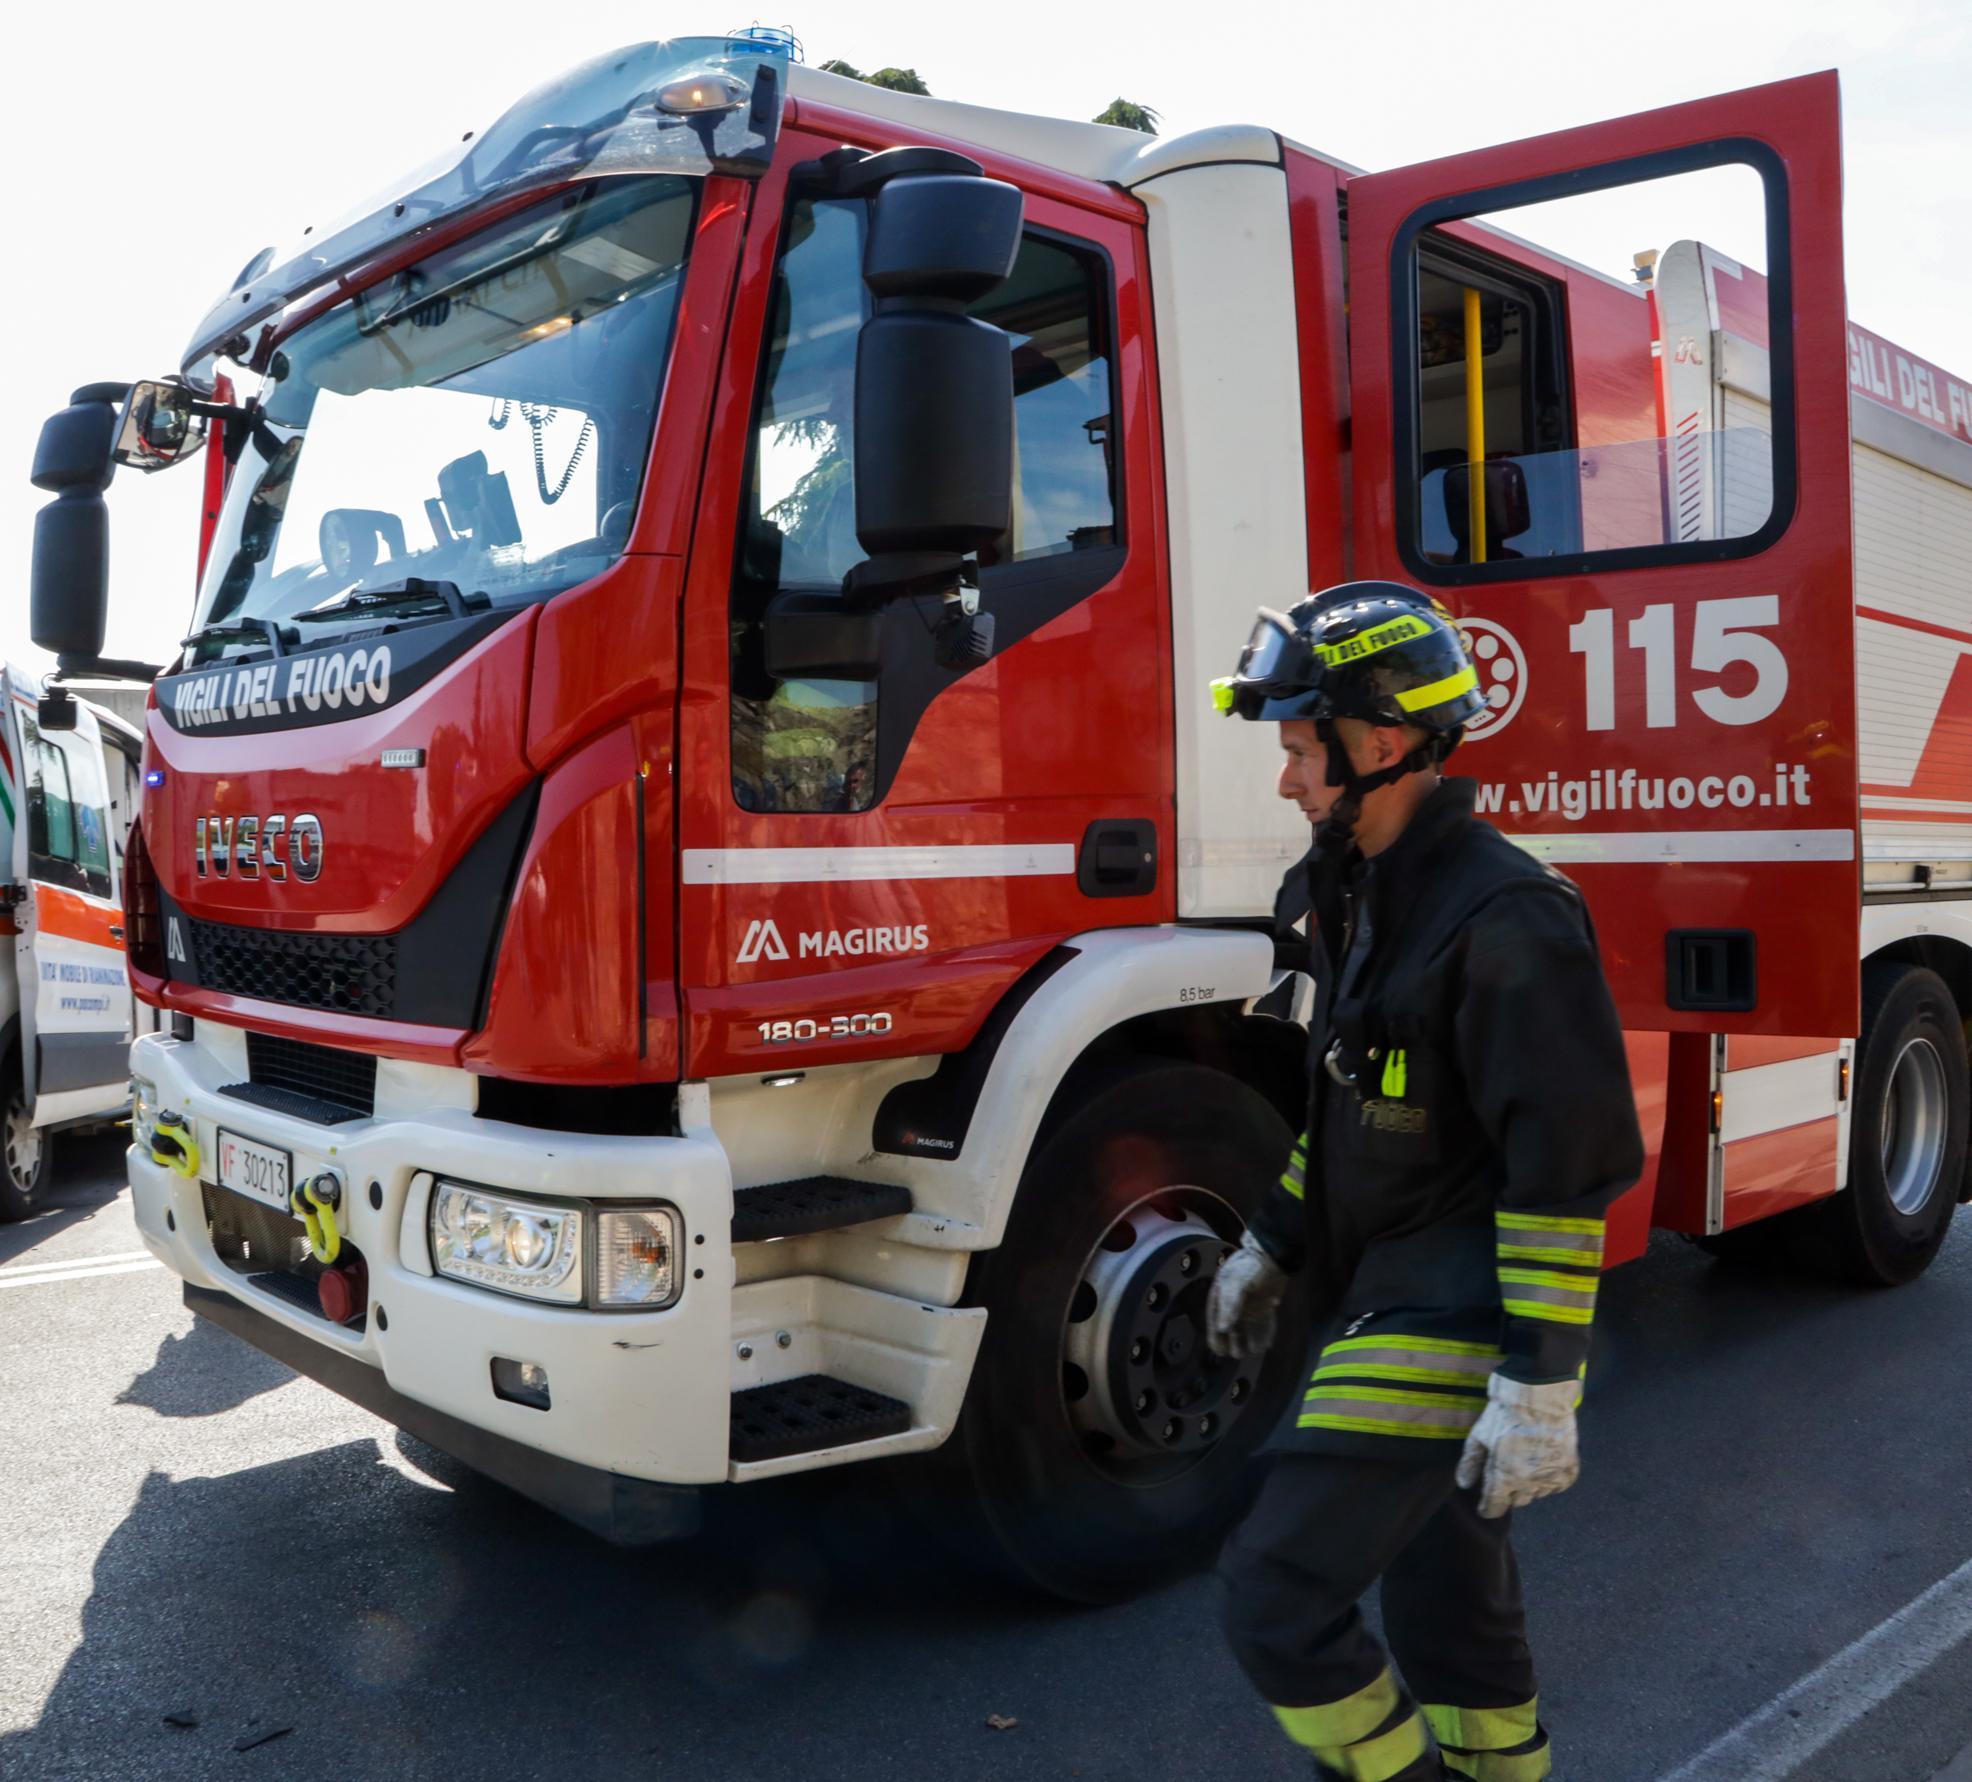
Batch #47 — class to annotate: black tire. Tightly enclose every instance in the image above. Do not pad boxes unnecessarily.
[1790,962,1965,1286]
[0,1061,53,1222]
[919,1060,1313,1604]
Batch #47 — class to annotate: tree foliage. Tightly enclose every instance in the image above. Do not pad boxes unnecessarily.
[819,60,932,95]
[1093,99,1159,134]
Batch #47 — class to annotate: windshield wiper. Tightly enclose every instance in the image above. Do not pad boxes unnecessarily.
[292,578,489,626]
[180,616,294,660]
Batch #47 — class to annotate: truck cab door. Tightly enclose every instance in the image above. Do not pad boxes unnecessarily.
[10,684,132,1125]
[1344,72,1857,1037]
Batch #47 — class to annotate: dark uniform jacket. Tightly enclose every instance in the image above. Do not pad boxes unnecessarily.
[1249,777,1643,1453]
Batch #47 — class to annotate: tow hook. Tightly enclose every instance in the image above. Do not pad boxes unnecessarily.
[292,1171,345,1265]
[150,1112,201,1179]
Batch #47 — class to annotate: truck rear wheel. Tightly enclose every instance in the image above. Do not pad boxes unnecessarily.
[0,1063,51,1222]
[1798,961,1964,1285]
[928,1060,1311,1603]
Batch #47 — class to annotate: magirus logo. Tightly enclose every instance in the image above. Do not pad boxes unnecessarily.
[735,919,931,965]
[736,919,790,965]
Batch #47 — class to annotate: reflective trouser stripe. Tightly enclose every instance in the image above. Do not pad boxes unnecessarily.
[1274,1673,1433,1779]
[1423,1699,1539,1752]
[1323,1334,1500,1360]
[1273,1670,1402,1749]
[1440,1741,1552,1780]
[1495,1266,1598,1324]
[1315,1342,1497,1383]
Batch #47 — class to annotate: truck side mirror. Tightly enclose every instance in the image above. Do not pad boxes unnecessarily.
[851,170,1023,590]
[30,382,128,663]
[113,379,211,472]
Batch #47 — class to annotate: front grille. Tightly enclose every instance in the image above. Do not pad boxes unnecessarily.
[245,1033,377,1119]
[201,1181,365,1332]
[189,918,398,1019]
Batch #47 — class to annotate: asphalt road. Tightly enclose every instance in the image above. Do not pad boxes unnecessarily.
[6,1138,1972,1781]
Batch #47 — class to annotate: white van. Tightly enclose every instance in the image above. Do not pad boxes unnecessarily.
[0,670,140,1218]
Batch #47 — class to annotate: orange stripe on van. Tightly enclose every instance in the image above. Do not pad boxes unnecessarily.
[35,885,123,950]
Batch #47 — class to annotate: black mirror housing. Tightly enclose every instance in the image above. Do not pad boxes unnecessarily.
[36,688,79,733]
[852,170,1023,573]
[30,384,125,662]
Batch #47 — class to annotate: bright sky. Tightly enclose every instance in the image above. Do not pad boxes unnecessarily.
[8,0,1967,677]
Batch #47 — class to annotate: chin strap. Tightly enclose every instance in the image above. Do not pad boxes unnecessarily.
[1312,728,1457,857]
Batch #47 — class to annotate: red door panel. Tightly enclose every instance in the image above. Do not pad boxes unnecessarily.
[675,125,1170,1077]
[1346,72,1857,1037]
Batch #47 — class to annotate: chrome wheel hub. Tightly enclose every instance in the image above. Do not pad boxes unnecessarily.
[1062,1193,1258,1479]
[1881,1035,1947,1216]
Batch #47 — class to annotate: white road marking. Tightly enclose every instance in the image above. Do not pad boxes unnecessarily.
[0,1255,164,1290]
[0,1247,154,1279]
[1660,1553,1972,1780]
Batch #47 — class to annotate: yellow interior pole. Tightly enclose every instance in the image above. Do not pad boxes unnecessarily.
[1463,286,1487,564]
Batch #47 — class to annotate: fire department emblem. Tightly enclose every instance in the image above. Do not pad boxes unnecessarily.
[1455,618,1527,741]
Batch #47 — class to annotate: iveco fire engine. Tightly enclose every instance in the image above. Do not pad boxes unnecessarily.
[27,32,1970,1597]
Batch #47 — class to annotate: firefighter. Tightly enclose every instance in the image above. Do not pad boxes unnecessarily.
[1205,583,1643,1781]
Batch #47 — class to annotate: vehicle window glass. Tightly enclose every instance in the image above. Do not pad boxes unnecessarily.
[21,715,112,898]
[186,176,699,665]
[731,201,1120,813]
[1400,159,1782,581]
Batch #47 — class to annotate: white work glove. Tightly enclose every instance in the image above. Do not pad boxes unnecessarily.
[1455,1372,1580,1519]
[1206,1231,1289,1360]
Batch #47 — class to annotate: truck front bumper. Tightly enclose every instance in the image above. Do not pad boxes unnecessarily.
[184,1281,701,1543]
[128,1031,736,1513]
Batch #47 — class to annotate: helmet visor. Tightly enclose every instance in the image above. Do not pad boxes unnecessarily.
[1236,608,1320,695]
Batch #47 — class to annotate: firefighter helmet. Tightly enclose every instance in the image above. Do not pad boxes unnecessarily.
[1211,582,1480,733]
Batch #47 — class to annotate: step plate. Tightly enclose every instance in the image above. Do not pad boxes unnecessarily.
[729,1374,913,1464]
[730,1176,914,1243]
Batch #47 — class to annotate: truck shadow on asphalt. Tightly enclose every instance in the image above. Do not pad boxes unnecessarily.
[0,1420,1140,1782]
[114,1310,295,1418]
[0,1128,134,1267]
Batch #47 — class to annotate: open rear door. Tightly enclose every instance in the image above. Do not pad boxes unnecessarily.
[9,680,133,1125]
[1345,71,1857,1037]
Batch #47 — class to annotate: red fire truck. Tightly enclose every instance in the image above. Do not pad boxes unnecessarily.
[27,36,1965,1597]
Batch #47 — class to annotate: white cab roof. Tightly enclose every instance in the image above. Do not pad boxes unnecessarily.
[786,63,1280,188]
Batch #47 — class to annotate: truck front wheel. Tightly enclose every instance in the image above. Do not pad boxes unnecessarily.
[935,1060,1310,1603]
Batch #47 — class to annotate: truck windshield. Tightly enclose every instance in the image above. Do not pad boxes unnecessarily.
[188,175,699,664]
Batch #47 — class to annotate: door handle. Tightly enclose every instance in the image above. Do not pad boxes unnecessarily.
[109,925,125,941]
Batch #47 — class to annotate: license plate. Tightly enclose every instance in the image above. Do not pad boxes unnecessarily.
[216,1129,292,1212]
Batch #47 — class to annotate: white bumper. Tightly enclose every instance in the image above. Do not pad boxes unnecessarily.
[127,1032,736,1486]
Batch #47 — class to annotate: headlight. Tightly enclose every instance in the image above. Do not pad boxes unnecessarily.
[430,1183,583,1305]
[130,1076,158,1150]
[596,1207,681,1308]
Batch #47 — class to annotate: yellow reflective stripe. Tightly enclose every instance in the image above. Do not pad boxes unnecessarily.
[1441,1742,1552,1780]
[1306,1384,1485,1411]
[1317,613,1433,664]
[1496,1242,1604,1267]
[1324,1334,1499,1358]
[1424,1698,1540,1753]
[1496,1212,1604,1235]
[1272,1669,1403,1750]
[1395,662,1480,712]
[1381,1049,1407,1098]
[1496,1266,1598,1296]
[1345,1709,1432,1781]
[1502,1298,1595,1326]
[1312,1362,1488,1388]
